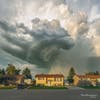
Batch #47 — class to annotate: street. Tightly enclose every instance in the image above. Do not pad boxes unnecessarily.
[0,89,100,100]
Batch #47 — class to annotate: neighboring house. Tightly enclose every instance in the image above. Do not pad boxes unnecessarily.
[15,75,25,84]
[35,74,64,86]
[0,75,25,85]
[73,74,100,86]
[0,75,16,85]
[24,79,32,85]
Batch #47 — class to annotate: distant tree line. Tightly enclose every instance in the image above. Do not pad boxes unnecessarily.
[85,71,100,75]
[0,64,32,79]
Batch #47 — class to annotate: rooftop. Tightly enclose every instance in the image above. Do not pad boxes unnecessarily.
[75,75,100,79]
[35,74,64,78]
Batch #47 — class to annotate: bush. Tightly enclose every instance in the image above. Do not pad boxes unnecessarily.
[96,81,100,86]
[77,80,92,87]
[0,85,16,89]
[29,86,67,89]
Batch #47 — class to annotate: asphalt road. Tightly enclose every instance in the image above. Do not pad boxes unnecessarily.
[0,89,100,100]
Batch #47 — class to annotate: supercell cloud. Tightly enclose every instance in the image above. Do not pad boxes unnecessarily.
[0,19,74,68]
[0,0,100,74]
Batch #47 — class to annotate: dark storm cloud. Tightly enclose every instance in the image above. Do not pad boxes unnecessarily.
[0,21,16,32]
[0,19,74,67]
[27,37,73,67]
[87,57,100,71]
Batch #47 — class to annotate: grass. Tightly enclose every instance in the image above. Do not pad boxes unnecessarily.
[0,86,16,89]
[0,85,67,89]
[80,86,100,89]
[29,86,67,89]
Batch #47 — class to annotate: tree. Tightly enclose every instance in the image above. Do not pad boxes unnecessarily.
[6,64,16,75]
[6,64,20,75]
[95,71,99,75]
[0,68,6,84]
[0,69,2,76]
[67,67,76,84]
[22,67,32,79]
[0,68,5,76]
[85,71,99,75]
[15,69,21,75]
[1,68,5,75]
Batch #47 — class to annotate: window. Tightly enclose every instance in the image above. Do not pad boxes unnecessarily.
[54,78,56,81]
[60,78,62,81]
[38,77,44,80]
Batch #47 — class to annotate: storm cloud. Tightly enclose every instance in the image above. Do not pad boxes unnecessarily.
[0,0,100,74]
[0,19,74,68]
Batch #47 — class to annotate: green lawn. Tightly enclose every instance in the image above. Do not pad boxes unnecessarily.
[0,86,16,89]
[29,86,67,89]
[80,86,100,89]
[0,85,67,89]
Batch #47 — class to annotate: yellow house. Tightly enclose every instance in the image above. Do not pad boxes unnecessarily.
[73,74,100,86]
[35,74,64,86]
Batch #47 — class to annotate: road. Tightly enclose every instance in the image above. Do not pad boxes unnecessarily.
[0,89,100,100]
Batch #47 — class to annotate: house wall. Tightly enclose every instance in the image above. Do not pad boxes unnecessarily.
[73,76,80,86]
[35,77,64,86]
[73,75,100,86]
[97,78,100,82]
[16,79,22,84]
[24,79,32,85]
[36,77,46,86]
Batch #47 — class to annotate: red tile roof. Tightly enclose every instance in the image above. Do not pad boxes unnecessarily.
[35,74,64,78]
[75,75,100,79]
[15,75,25,79]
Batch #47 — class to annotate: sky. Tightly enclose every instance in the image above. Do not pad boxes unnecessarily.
[0,0,100,76]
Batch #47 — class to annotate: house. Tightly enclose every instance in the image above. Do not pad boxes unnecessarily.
[0,75,25,85]
[35,74,64,86]
[24,79,32,85]
[73,74,100,86]
[15,75,25,84]
[0,75,16,85]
